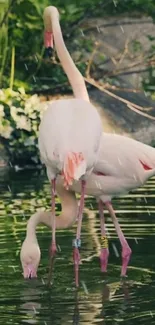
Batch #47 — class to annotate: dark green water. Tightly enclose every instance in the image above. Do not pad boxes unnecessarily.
[1,168,155,324]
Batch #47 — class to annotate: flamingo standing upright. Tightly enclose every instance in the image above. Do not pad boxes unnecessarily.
[39,6,102,285]
[21,133,155,279]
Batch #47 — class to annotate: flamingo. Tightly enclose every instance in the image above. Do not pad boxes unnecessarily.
[39,6,102,285]
[20,132,155,279]
[20,185,78,279]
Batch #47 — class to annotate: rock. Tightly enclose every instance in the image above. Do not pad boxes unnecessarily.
[89,80,155,145]
[80,15,155,89]
[72,14,155,145]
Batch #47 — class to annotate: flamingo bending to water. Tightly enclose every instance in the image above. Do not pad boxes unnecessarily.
[39,6,102,285]
[20,186,78,279]
[21,133,155,279]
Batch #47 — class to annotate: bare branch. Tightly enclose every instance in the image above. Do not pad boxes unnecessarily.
[85,41,100,78]
[127,104,155,120]
[84,77,155,119]
[117,38,130,66]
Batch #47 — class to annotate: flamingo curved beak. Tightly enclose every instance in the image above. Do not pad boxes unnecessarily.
[44,31,54,58]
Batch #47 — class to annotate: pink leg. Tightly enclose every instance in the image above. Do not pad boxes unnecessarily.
[105,202,132,277]
[48,178,57,283]
[98,200,109,272]
[73,180,86,287]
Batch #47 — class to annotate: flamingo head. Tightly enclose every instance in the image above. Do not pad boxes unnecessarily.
[20,238,41,279]
[43,6,60,57]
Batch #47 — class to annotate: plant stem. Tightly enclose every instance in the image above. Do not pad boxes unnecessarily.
[10,46,15,90]
[0,25,8,87]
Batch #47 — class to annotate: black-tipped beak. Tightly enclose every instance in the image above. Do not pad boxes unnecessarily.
[44,47,54,58]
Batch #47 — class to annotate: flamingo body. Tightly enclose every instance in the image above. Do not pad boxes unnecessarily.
[67,133,155,201]
[39,98,102,181]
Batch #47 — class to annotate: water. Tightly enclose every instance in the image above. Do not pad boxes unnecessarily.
[1,168,155,324]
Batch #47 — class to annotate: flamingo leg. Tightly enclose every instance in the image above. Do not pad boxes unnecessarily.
[105,202,132,277]
[98,200,109,272]
[48,178,57,282]
[73,179,86,287]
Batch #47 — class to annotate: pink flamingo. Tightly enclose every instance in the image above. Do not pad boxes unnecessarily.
[20,185,78,279]
[20,133,155,279]
[39,6,102,285]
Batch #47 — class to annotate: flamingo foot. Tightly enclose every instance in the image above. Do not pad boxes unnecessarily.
[100,248,109,272]
[73,246,81,287]
[121,245,132,277]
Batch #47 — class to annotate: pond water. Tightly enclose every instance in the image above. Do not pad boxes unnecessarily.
[0,168,155,324]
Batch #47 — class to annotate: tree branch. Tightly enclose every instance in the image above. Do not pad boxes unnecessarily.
[84,77,155,120]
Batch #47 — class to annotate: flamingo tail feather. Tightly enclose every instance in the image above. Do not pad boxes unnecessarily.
[62,152,86,189]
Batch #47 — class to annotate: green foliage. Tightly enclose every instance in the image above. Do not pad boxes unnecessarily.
[0,0,154,92]
[0,0,104,91]
[0,87,47,165]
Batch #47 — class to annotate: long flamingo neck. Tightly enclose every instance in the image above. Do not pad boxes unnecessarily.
[45,7,89,102]
[26,211,43,241]
[26,189,78,238]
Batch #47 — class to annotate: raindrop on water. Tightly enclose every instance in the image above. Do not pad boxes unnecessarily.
[120,25,124,33]
[113,0,117,7]
[134,238,138,244]
[89,203,93,210]
[22,213,26,221]
[24,63,28,70]
[147,209,151,216]
[34,55,38,62]
[144,91,147,97]
[57,244,61,252]
[96,25,101,33]
[105,225,111,238]
[144,197,147,204]
[81,280,89,295]
[9,161,13,167]
[41,278,45,285]
[112,242,119,257]
[80,29,85,37]
[32,75,36,82]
